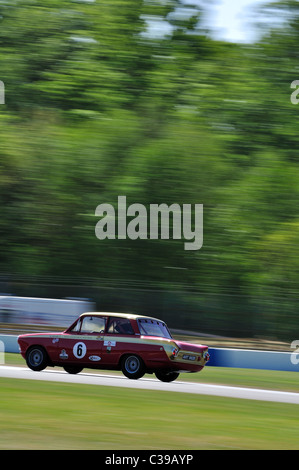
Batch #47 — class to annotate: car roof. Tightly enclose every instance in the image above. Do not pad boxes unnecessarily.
[80,311,163,322]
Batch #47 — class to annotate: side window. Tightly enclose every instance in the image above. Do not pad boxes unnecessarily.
[107,317,134,335]
[80,316,106,334]
[69,319,81,333]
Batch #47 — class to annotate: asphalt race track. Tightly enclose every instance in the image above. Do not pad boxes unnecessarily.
[1,365,299,404]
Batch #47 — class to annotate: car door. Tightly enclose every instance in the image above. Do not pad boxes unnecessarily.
[101,316,136,366]
[54,315,107,366]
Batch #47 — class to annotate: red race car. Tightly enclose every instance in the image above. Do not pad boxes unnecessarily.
[18,312,210,382]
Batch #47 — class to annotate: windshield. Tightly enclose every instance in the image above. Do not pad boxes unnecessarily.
[137,318,172,339]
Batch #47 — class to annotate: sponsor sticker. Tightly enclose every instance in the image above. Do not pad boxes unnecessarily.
[104,340,116,347]
[89,355,101,362]
[59,349,68,360]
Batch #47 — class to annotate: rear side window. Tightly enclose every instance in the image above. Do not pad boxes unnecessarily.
[107,317,135,335]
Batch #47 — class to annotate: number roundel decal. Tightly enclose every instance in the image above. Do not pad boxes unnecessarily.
[73,342,87,359]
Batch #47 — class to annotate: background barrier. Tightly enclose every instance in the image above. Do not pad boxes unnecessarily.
[207,347,298,372]
[1,335,19,354]
[1,334,298,372]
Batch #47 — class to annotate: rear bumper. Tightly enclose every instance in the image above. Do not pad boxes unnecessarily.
[144,347,209,373]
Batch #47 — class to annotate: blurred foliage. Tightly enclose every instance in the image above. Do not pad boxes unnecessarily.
[0,0,299,339]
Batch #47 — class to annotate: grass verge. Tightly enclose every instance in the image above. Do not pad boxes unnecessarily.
[1,377,299,450]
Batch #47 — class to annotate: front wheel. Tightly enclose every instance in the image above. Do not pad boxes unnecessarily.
[155,371,180,382]
[121,355,145,380]
[26,346,48,371]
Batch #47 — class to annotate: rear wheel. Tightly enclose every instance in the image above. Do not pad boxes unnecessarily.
[26,346,48,371]
[63,366,83,374]
[155,371,180,382]
[121,355,145,380]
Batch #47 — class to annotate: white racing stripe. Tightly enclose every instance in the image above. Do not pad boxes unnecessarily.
[1,365,299,404]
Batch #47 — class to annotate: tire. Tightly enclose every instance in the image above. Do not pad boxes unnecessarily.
[63,366,83,375]
[121,354,145,380]
[26,346,48,371]
[155,371,180,382]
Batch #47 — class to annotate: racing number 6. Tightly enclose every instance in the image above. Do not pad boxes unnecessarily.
[73,342,87,359]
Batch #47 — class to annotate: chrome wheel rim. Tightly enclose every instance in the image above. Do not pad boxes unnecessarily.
[29,349,43,366]
[125,356,140,373]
